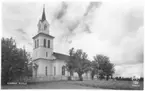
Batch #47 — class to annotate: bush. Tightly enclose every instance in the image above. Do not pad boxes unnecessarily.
[139,77,144,81]
[68,76,72,80]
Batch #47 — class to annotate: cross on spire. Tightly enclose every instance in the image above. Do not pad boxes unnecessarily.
[41,4,46,22]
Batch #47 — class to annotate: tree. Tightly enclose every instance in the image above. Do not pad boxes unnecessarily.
[66,48,91,81]
[1,37,29,85]
[93,54,115,80]
[90,61,99,80]
[26,54,33,78]
[66,48,75,80]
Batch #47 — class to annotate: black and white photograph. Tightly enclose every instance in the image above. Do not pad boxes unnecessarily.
[1,0,144,90]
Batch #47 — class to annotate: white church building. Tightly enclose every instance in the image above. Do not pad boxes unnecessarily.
[32,6,91,81]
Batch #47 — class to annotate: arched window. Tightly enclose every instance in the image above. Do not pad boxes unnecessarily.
[62,66,65,75]
[46,52,48,57]
[35,40,36,48]
[36,51,37,57]
[44,24,47,30]
[44,39,46,47]
[37,39,39,47]
[48,40,50,48]
[45,66,47,76]
[54,66,56,76]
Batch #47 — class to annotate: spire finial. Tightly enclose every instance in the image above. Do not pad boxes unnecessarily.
[43,4,45,9]
[41,4,46,21]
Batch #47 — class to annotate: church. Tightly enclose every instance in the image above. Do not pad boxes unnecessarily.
[32,6,91,81]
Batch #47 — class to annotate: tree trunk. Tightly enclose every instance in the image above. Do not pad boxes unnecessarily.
[68,71,72,80]
[106,75,109,80]
[78,73,83,81]
[2,65,11,85]
[99,74,104,80]
[91,74,94,80]
[111,75,113,79]
[91,71,95,80]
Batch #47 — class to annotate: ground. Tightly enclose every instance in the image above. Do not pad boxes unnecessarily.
[2,81,95,89]
[66,80,143,90]
[2,80,143,90]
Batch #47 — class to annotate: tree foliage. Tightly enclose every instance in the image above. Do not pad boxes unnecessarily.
[66,48,115,81]
[1,37,29,85]
[66,48,91,81]
[93,54,115,80]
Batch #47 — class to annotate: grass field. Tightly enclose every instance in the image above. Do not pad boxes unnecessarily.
[66,80,143,90]
[2,80,143,90]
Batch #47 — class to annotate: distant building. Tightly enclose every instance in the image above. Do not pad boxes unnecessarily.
[32,6,91,81]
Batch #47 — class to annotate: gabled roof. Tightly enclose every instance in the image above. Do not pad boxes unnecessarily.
[53,52,69,61]
[32,32,55,39]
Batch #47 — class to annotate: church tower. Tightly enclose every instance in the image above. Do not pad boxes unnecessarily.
[32,5,70,79]
[32,5,54,62]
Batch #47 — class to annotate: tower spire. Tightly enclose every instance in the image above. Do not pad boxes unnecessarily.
[41,4,46,22]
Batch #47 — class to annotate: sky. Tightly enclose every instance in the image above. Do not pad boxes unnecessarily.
[2,0,144,77]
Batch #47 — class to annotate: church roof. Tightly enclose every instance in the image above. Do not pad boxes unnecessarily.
[32,32,55,39]
[53,52,69,61]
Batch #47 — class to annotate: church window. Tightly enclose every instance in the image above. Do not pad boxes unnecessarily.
[62,66,65,75]
[44,24,47,30]
[35,40,36,48]
[35,67,37,77]
[37,39,39,47]
[46,52,48,57]
[36,51,37,57]
[44,39,46,47]
[48,40,50,48]
[36,40,38,48]
[54,66,56,76]
[45,66,47,76]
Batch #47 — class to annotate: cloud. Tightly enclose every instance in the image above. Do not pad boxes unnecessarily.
[12,28,32,50]
[125,8,144,32]
[115,63,143,77]
[50,2,102,44]
[56,2,68,20]
[16,28,27,35]
[84,2,102,16]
